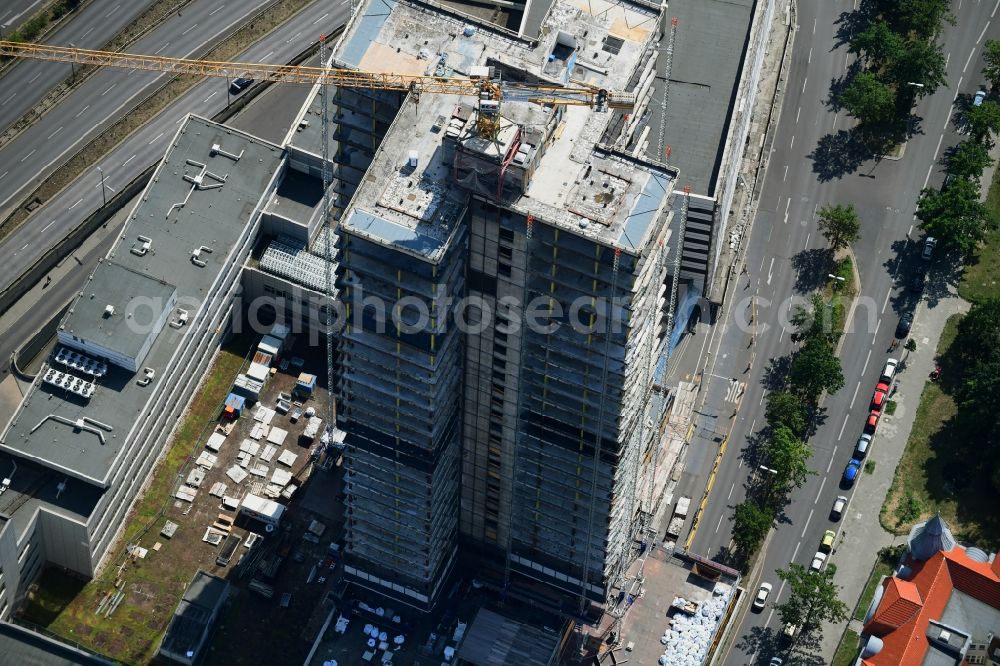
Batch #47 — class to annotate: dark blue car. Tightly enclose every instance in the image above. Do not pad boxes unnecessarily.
[842,459,862,488]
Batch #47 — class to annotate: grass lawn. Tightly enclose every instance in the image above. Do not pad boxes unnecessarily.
[832,628,861,666]
[21,339,251,664]
[853,549,899,621]
[962,165,1000,303]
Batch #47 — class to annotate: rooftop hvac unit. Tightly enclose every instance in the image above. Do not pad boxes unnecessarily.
[407,151,419,168]
[104,304,115,317]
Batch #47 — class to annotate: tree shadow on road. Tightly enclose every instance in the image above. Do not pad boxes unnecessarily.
[832,0,879,50]
[808,129,875,181]
[791,248,835,294]
[760,355,792,392]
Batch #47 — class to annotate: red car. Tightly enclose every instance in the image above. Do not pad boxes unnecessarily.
[865,410,881,434]
[871,382,890,412]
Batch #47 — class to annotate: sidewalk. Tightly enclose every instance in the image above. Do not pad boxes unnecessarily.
[817,286,970,660]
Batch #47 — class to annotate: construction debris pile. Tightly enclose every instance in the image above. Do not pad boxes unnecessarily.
[657,582,734,666]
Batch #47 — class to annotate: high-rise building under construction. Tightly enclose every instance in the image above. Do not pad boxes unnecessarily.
[286,0,686,613]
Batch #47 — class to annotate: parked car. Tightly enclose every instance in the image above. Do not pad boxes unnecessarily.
[872,382,890,412]
[974,89,987,106]
[830,495,848,521]
[880,358,898,383]
[896,312,913,339]
[810,551,827,572]
[753,582,773,610]
[229,75,255,94]
[911,269,926,293]
[855,433,872,458]
[864,409,881,435]
[769,658,783,666]
[921,236,937,261]
[842,458,863,487]
[820,530,836,553]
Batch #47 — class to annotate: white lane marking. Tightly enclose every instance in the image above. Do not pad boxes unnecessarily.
[46,126,63,140]
[20,149,36,163]
[715,513,724,533]
[204,90,218,103]
[977,22,990,44]
[101,83,117,96]
[81,26,94,39]
[74,104,90,118]
[68,198,83,210]
[933,133,944,160]
[874,318,882,340]
[946,52,951,69]
[5,0,44,25]
[838,413,850,441]
[0,171,6,180]
[812,18,816,34]
[792,541,801,562]
[815,477,827,504]
[922,163,933,190]
[801,77,807,93]
[312,11,329,25]
[882,288,891,313]
[0,92,15,106]
[778,327,785,343]
[964,47,976,73]
[767,257,775,285]
[801,508,814,538]
[808,47,812,64]
[149,132,164,144]
[181,23,199,36]
[105,3,121,18]
[122,154,136,166]
[209,3,226,15]
[994,0,1000,17]
[728,482,735,500]
[790,135,795,150]
[153,42,169,55]
[784,197,790,221]
[826,445,838,473]
[783,165,788,181]
[861,348,872,376]
[796,106,801,123]
[804,232,811,249]
[260,50,274,62]
[28,72,40,84]
[766,609,774,626]
[957,75,964,95]
[850,381,861,409]
[832,112,839,131]
[959,0,963,9]
[40,220,54,233]
[20,243,29,251]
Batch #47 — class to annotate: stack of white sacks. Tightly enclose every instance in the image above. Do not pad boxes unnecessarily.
[657,584,733,666]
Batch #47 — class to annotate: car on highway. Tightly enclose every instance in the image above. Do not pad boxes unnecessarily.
[229,75,255,94]
[855,433,872,458]
[871,382,890,412]
[921,236,937,261]
[881,358,898,383]
[810,551,827,572]
[974,89,987,106]
[864,409,881,435]
[896,312,913,339]
[753,582,773,611]
[820,530,836,553]
[842,458,863,488]
[830,495,847,521]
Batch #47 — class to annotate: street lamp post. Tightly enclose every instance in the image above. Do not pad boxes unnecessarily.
[97,167,107,207]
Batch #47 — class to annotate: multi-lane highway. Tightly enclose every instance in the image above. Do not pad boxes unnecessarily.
[666,0,1000,662]
[0,0,345,294]
[0,0,283,223]
[0,0,157,133]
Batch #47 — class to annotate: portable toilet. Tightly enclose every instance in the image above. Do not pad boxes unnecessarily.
[223,393,245,419]
[294,373,316,397]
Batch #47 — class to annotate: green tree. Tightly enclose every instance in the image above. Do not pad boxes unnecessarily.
[849,20,905,68]
[946,139,994,180]
[816,203,862,252]
[892,0,953,39]
[887,38,948,98]
[765,426,815,495]
[791,294,841,347]
[966,100,1000,144]
[789,337,845,403]
[765,391,810,439]
[732,501,774,558]
[950,299,1000,435]
[916,179,995,254]
[983,39,1000,90]
[773,564,850,641]
[840,71,896,125]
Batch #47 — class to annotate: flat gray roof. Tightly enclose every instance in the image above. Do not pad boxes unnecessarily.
[923,589,1000,666]
[0,453,101,539]
[160,571,229,662]
[457,608,561,665]
[61,262,176,363]
[0,621,113,665]
[645,0,753,196]
[0,115,283,487]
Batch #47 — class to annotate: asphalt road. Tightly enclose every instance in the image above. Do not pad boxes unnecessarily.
[0,0,283,223]
[0,0,158,133]
[662,0,1000,662]
[0,1,343,294]
[0,35,322,378]
[0,0,49,33]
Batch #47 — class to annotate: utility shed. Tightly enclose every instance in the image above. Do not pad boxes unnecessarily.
[455,608,562,666]
[158,570,229,666]
[294,373,316,396]
[0,622,113,665]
